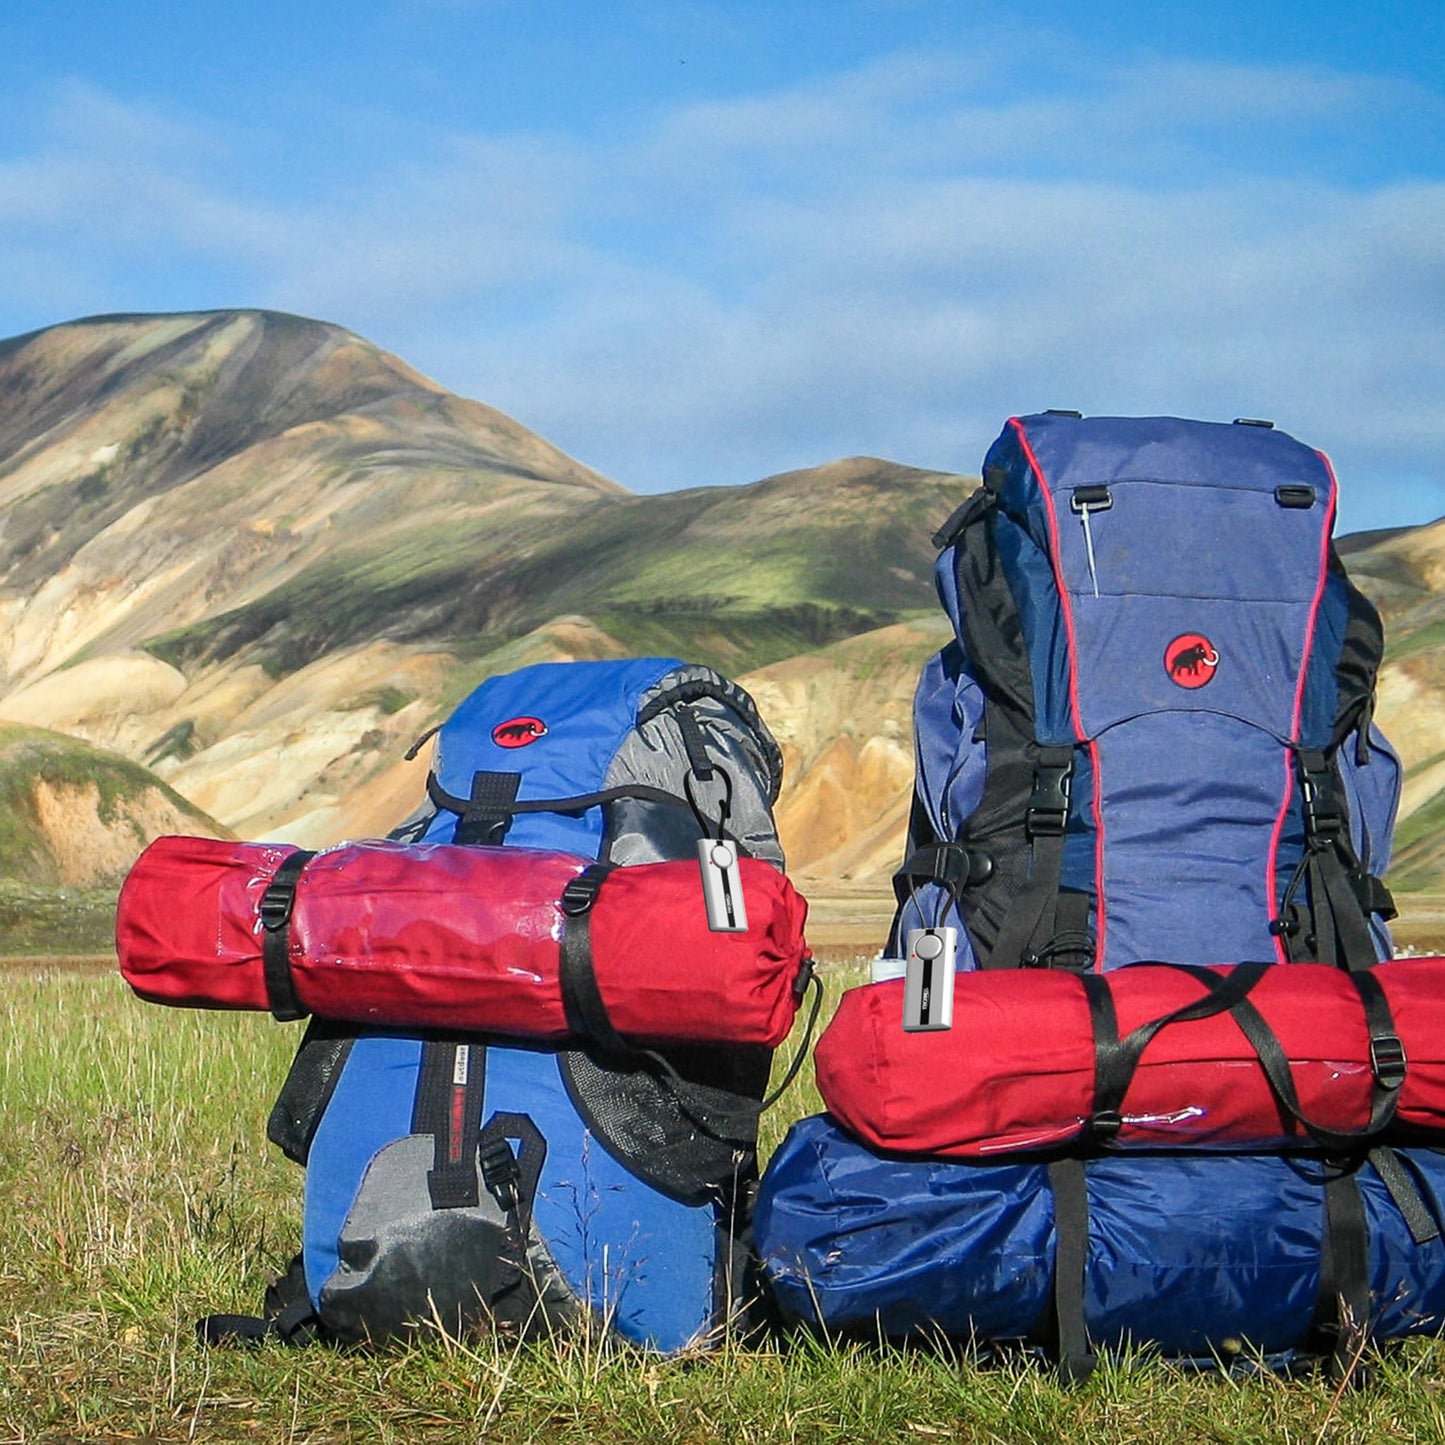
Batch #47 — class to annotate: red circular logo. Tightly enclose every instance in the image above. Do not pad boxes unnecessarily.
[491,716,548,748]
[1165,634,1219,689]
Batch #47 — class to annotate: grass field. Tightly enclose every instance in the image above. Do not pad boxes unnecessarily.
[8,963,1445,1443]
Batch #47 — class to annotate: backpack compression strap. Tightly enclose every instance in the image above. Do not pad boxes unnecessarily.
[1081,963,1409,1152]
[983,748,1084,969]
[258,849,317,1021]
[1274,750,1395,971]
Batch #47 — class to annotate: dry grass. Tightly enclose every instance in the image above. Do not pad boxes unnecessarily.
[7,967,1445,1443]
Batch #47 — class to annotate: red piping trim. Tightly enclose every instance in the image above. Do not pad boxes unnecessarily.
[1263,449,1337,964]
[1007,417,1107,967]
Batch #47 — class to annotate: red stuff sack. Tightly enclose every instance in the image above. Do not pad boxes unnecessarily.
[117,836,811,1049]
[816,958,1445,1156]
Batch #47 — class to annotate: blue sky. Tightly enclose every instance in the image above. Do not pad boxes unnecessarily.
[1,1,1442,533]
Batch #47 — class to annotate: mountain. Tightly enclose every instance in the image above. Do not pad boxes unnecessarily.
[0,310,960,876]
[0,723,227,887]
[6,306,1445,947]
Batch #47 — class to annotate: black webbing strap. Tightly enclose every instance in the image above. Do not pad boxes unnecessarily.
[478,1111,547,1243]
[1294,750,1384,972]
[1368,1146,1442,1246]
[259,849,316,1022]
[1032,891,1094,972]
[413,1040,489,1210]
[1314,1167,1371,1381]
[1046,1158,1095,1384]
[557,864,629,1055]
[1082,963,1273,1142]
[984,747,1074,970]
[454,769,521,846]
[1082,962,1407,1151]
[198,1254,320,1348]
[1226,972,1404,1150]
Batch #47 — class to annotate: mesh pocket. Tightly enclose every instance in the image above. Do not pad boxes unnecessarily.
[560,1043,771,1206]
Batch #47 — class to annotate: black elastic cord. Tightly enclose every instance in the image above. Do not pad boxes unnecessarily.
[684,764,734,842]
[757,965,823,1113]
[260,849,316,1022]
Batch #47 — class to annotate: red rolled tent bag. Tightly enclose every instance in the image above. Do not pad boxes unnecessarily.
[117,835,811,1049]
[816,958,1445,1157]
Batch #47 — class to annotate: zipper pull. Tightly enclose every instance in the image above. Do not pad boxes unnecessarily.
[1069,485,1113,597]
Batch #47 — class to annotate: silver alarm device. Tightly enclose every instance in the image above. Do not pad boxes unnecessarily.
[698,838,748,932]
[903,927,956,1031]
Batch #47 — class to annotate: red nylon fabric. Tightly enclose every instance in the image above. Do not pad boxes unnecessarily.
[117,836,810,1047]
[816,960,1445,1156]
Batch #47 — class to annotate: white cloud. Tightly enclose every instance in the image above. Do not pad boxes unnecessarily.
[0,51,1441,530]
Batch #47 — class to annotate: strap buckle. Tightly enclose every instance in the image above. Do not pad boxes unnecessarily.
[480,1138,521,1213]
[1026,762,1073,839]
[1088,1109,1122,1142]
[561,868,607,916]
[260,879,298,933]
[1298,754,1344,845]
[1370,1034,1407,1091]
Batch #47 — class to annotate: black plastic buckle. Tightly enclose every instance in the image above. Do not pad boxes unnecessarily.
[1370,1034,1407,1091]
[560,870,606,916]
[259,880,298,933]
[1298,760,1343,843]
[1089,1109,1122,1142]
[1026,764,1072,839]
[480,1139,521,1213]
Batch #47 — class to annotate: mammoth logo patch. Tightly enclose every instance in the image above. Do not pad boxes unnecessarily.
[492,716,548,748]
[1165,634,1219,689]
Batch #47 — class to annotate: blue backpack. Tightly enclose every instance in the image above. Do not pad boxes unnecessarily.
[249,658,790,1351]
[755,415,1420,1378]
[890,412,1401,972]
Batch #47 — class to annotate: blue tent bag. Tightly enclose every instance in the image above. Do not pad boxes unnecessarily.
[757,1116,1445,1363]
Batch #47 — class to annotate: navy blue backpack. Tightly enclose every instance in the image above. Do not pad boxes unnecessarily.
[756,414,1424,1376]
[252,658,790,1351]
[890,412,1400,971]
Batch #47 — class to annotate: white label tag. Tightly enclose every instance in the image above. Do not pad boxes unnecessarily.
[697,838,748,932]
[903,928,956,1031]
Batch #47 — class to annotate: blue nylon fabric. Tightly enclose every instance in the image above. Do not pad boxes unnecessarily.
[997,415,1333,746]
[305,1037,719,1351]
[431,657,684,854]
[303,1032,420,1305]
[756,1116,1445,1357]
[306,657,720,1352]
[1094,713,1287,966]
